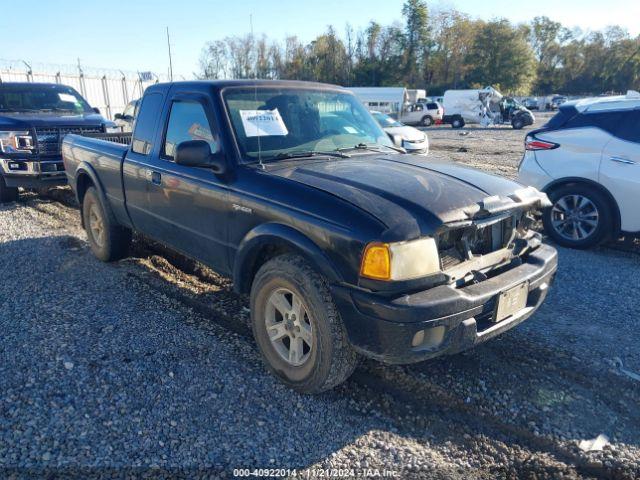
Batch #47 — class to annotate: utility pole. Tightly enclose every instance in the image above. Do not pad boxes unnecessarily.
[166,26,173,81]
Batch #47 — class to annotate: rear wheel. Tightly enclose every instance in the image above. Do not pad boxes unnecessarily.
[0,176,19,203]
[420,115,433,127]
[250,254,358,394]
[451,116,465,129]
[82,187,132,261]
[542,184,613,249]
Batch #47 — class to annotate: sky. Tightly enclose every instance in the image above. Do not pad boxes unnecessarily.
[1,0,638,79]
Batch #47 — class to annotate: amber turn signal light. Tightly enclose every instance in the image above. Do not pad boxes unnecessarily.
[360,243,391,280]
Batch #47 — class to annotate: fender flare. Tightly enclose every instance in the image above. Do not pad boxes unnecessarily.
[73,162,118,227]
[232,223,343,294]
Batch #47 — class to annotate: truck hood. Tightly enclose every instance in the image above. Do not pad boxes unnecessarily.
[268,154,549,241]
[0,112,107,128]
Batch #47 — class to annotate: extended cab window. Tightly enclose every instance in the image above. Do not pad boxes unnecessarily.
[163,101,218,159]
[132,93,163,154]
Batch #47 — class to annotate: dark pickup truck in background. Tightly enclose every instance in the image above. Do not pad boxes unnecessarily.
[0,82,116,202]
[62,80,557,394]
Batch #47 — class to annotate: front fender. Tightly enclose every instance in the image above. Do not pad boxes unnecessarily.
[233,223,344,294]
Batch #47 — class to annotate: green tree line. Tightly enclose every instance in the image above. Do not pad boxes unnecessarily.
[198,0,640,95]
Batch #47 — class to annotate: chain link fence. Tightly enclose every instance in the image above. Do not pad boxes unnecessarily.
[0,59,169,120]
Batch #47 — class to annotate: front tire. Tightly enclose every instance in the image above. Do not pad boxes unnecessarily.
[0,177,19,203]
[82,187,132,261]
[512,117,524,129]
[542,184,613,249]
[250,254,358,394]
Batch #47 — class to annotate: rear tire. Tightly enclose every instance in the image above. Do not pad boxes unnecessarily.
[0,176,19,203]
[451,116,465,129]
[420,115,433,127]
[82,187,132,261]
[250,254,358,394]
[542,184,613,249]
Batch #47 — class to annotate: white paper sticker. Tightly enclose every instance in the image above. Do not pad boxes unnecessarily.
[58,93,78,103]
[240,109,288,137]
[343,126,358,134]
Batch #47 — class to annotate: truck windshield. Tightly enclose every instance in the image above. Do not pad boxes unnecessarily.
[372,111,404,128]
[0,84,92,114]
[223,87,394,162]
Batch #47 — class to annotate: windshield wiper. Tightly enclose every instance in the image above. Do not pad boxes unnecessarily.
[338,143,405,154]
[269,150,351,161]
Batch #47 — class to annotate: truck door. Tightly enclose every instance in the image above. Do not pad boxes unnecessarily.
[599,109,640,232]
[140,90,231,274]
[122,91,165,236]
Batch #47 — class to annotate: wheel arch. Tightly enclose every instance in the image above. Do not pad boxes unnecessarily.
[542,177,621,235]
[233,223,343,295]
[74,163,117,229]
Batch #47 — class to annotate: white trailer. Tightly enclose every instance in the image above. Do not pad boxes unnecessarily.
[349,87,408,115]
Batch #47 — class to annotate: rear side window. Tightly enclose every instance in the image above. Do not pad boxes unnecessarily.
[163,101,218,159]
[544,105,578,129]
[132,92,164,155]
[565,111,624,135]
[615,110,640,143]
[427,102,438,110]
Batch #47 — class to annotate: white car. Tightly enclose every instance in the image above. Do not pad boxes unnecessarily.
[518,91,640,248]
[398,101,443,127]
[371,111,429,154]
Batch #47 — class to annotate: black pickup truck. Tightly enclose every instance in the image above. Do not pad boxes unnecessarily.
[62,80,557,393]
[0,82,115,202]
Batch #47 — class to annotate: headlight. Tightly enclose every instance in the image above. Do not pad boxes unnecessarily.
[360,237,440,281]
[0,130,34,154]
[105,125,122,134]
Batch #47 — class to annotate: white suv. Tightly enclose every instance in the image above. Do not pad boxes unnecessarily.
[518,91,640,248]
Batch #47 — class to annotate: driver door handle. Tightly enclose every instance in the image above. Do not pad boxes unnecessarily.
[145,169,162,185]
[610,156,636,165]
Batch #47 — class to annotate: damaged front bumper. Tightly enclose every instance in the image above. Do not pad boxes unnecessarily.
[332,243,557,364]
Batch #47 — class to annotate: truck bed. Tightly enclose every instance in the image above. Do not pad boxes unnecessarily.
[61,133,132,221]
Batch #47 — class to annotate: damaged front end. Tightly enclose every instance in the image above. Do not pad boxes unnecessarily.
[435,187,551,287]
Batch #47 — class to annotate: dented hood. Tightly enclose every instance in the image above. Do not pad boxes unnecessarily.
[268,154,549,241]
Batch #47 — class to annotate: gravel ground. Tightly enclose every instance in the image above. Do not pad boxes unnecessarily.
[1,117,639,478]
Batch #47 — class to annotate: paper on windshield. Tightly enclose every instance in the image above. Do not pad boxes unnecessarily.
[58,93,78,103]
[240,109,288,137]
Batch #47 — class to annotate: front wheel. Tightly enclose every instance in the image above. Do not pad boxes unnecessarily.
[0,177,19,203]
[511,117,524,129]
[250,254,358,394]
[82,187,132,261]
[542,185,613,249]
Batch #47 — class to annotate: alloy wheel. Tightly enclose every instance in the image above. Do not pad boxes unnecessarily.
[265,288,313,367]
[88,203,106,248]
[551,194,600,241]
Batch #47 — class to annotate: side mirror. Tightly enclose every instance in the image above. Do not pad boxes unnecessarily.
[93,107,101,114]
[388,133,404,148]
[175,140,226,174]
[114,113,123,120]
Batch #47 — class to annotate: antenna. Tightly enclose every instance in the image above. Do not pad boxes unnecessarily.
[250,13,265,170]
[166,26,174,81]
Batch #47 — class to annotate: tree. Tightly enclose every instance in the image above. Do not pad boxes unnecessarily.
[465,20,536,93]
[401,0,430,87]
